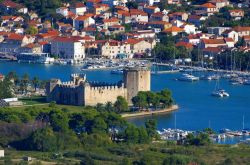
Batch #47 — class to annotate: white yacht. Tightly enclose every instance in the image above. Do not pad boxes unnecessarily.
[243,79,250,85]
[179,74,199,82]
[212,89,230,97]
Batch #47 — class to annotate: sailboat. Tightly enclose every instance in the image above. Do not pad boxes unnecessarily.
[211,78,229,97]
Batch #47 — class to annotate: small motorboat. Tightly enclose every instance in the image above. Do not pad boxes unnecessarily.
[178,74,199,82]
[212,89,229,97]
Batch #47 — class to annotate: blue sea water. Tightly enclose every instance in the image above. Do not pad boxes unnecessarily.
[0,61,250,133]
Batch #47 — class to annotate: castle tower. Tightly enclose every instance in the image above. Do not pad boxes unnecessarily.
[123,67,151,104]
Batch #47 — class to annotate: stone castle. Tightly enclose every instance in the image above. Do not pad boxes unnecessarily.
[46,67,151,106]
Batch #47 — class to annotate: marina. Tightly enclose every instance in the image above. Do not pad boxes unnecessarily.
[157,128,250,144]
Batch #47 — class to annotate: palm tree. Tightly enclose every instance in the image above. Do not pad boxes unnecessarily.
[20,73,29,94]
[32,76,40,92]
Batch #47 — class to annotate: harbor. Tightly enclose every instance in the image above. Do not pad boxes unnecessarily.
[0,61,250,140]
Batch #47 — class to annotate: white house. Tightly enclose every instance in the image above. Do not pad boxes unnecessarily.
[73,15,95,30]
[222,30,239,43]
[234,26,250,37]
[56,7,69,17]
[181,24,196,34]
[51,36,85,61]
[0,150,4,158]
[70,2,87,15]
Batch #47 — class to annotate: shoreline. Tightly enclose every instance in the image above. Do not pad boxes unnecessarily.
[121,105,179,118]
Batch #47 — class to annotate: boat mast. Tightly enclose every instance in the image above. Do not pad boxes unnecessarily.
[243,115,245,130]
[174,114,176,130]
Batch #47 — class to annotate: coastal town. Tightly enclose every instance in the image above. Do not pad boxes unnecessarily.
[0,0,249,65]
[1,0,250,164]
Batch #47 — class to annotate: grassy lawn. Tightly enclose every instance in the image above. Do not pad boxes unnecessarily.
[19,96,47,106]
[4,96,92,113]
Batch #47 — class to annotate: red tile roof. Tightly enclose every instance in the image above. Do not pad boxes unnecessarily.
[202,39,225,44]
[75,15,91,21]
[144,6,158,10]
[130,9,148,16]
[233,26,250,32]
[151,12,165,17]
[37,30,59,39]
[71,2,85,8]
[103,17,119,23]
[53,36,83,42]
[224,38,234,42]
[148,21,171,25]
[229,9,244,13]
[82,35,94,40]
[124,38,144,45]
[1,0,24,8]
[7,33,24,40]
[38,41,49,45]
[87,0,101,3]
[202,47,222,53]
[243,36,250,40]
[176,41,193,49]
[164,26,184,33]
[201,3,216,8]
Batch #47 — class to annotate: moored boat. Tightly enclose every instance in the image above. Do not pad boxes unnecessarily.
[178,74,199,82]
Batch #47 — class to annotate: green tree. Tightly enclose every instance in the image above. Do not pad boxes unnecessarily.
[90,117,108,134]
[138,127,150,143]
[20,73,29,94]
[145,119,159,139]
[185,132,211,146]
[6,71,19,85]
[124,124,139,143]
[49,110,69,132]
[114,96,129,113]
[32,76,40,92]
[0,77,13,99]
[27,127,57,152]
[126,1,138,9]
[105,102,115,112]
[25,26,38,35]
[159,89,174,108]
[132,92,147,110]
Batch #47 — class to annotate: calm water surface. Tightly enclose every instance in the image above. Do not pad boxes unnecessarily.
[0,61,250,132]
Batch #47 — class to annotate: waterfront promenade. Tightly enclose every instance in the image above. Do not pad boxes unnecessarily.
[121,105,179,118]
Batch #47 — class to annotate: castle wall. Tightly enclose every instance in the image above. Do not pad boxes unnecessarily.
[124,67,151,103]
[47,84,84,106]
[84,85,127,106]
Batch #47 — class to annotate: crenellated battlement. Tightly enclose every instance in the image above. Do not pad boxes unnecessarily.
[88,84,124,91]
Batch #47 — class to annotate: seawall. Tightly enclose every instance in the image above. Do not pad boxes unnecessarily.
[121,105,179,118]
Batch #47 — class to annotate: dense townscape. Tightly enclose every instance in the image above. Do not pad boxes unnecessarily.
[0,0,249,66]
[1,0,250,164]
